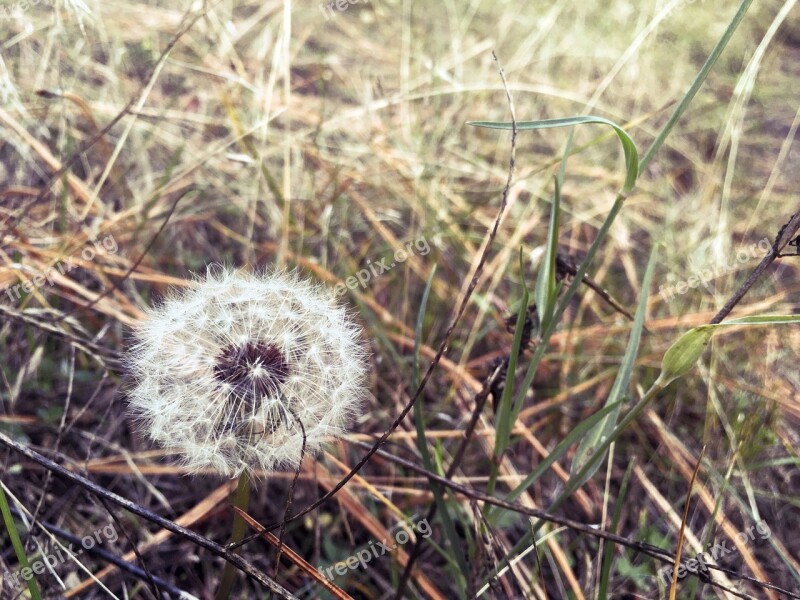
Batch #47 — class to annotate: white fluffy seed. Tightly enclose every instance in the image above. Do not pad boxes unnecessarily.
[125,266,369,478]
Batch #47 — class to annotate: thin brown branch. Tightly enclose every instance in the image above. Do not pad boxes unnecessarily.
[710,209,800,324]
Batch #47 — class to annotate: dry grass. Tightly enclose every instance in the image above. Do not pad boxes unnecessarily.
[1,0,799,598]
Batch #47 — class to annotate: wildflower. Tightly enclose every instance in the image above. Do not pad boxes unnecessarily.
[126,267,369,478]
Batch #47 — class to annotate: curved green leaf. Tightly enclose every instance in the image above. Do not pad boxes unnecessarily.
[468,116,639,193]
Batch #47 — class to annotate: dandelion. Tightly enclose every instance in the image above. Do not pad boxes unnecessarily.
[126,266,369,478]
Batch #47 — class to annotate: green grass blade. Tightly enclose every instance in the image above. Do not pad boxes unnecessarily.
[535,177,561,334]
[639,0,756,171]
[488,251,530,496]
[570,243,658,481]
[537,385,663,531]
[0,480,43,600]
[497,399,624,510]
[512,196,626,432]
[721,314,800,326]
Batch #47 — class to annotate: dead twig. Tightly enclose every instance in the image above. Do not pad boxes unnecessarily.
[710,209,800,324]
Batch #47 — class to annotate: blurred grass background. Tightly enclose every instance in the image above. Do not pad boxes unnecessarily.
[1,0,799,598]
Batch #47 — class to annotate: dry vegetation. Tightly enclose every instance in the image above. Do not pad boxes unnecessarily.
[1,0,799,598]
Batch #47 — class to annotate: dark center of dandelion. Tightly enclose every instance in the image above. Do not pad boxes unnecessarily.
[213,341,290,401]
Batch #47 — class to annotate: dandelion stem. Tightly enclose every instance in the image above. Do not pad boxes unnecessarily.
[215,473,252,600]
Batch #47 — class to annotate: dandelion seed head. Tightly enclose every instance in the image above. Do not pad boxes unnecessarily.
[126,266,369,478]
